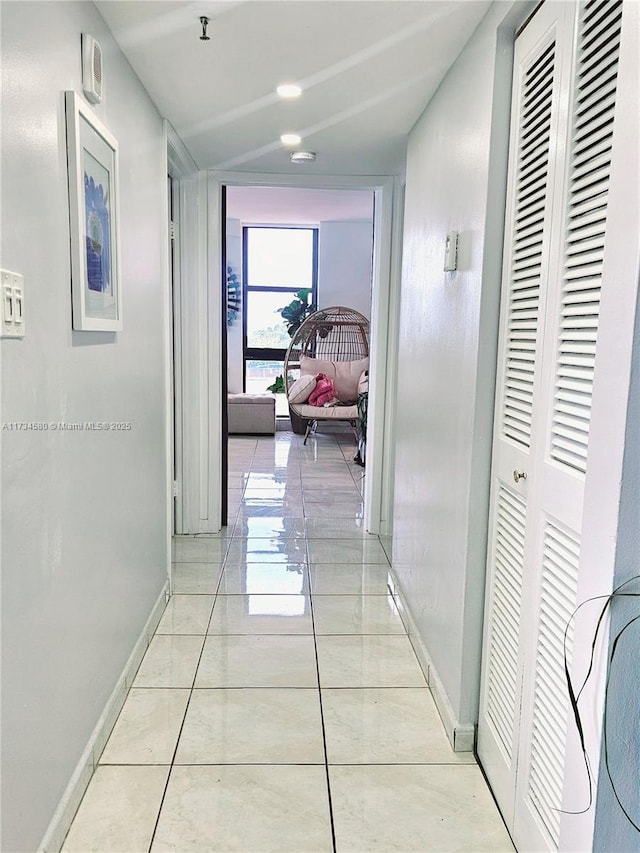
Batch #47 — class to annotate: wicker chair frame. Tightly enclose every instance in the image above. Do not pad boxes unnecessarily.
[284,306,370,443]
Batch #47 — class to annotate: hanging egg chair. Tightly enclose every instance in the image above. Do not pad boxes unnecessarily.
[284,306,370,441]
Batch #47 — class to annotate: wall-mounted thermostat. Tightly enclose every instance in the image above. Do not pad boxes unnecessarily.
[444,231,459,272]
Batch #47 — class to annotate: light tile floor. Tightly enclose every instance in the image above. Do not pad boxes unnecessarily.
[62,428,514,853]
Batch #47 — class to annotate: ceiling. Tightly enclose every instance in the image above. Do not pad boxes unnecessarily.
[96,0,491,176]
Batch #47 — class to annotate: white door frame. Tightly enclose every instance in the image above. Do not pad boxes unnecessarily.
[164,121,199,540]
[207,170,401,535]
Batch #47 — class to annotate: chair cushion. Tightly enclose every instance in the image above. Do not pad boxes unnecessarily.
[288,374,317,405]
[300,355,369,404]
[293,403,358,420]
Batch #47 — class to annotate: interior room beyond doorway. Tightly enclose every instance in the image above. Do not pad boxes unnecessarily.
[225,185,375,429]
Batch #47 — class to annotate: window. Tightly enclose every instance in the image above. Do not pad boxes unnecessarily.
[242,226,318,410]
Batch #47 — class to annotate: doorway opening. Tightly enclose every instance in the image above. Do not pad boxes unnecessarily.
[224,185,376,521]
[169,168,398,537]
[226,185,375,434]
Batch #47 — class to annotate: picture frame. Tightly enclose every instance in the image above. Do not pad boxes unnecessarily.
[65,90,122,331]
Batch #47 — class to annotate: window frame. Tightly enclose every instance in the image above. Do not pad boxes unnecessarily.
[242,225,318,388]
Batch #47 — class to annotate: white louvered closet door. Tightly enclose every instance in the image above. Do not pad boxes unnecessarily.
[477,1,575,829]
[479,1,625,850]
[513,0,625,848]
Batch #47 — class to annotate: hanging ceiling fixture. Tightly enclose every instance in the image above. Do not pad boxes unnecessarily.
[199,17,210,40]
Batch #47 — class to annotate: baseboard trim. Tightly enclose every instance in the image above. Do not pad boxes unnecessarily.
[38,581,169,853]
[389,576,475,753]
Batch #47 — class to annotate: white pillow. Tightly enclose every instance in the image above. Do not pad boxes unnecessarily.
[288,374,317,405]
[300,355,369,403]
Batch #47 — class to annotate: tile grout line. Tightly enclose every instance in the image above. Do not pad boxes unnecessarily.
[146,563,226,852]
[306,500,338,853]
[310,599,339,852]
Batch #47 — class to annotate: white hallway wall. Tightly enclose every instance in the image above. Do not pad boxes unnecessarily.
[392,1,512,731]
[0,3,168,850]
[318,219,373,318]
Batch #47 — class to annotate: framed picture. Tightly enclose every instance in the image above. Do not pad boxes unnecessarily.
[65,90,122,331]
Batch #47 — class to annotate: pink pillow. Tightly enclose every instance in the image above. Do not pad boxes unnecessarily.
[308,374,338,407]
[300,355,369,404]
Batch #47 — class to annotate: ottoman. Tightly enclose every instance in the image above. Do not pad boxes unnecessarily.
[228,393,276,435]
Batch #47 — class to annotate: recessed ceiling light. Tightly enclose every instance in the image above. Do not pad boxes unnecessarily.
[277,84,302,99]
[280,133,302,146]
[290,151,317,164]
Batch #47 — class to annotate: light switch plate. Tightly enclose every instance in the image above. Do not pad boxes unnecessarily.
[1,269,25,338]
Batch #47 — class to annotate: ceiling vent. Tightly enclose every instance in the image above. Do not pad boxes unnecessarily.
[290,151,317,164]
[82,34,103,104]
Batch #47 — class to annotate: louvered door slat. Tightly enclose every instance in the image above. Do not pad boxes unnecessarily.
[573,118,613,158]
[580,4,620,59]
[491,593,521,647]
[526,522,580,846]
[550,0,622,473]
[506,404,531,422]
[517,223,549,246]
[495,596,520,644]
[567,219,606,243]
[513,249,544,267]
[485,486,527,758]
[575,91,616,129]
[555,384,590,403]
[574,105,616,148]
[568,195,606,222]
[533,673,571,721]
[559,336,597,351]
[516,208,545,232]
[506,398,534,418]
[569,166,611,198]
[493,557,525,603]
[576,129,612,175]
[522,46,555,104]
[512,269,542,284]
[581,0,620,40]
[555,398,592,420]
[572,151,611,182]
[522,62,555,108]
[579,46,619,90]
[519,146,551,183]
[555,377,594,397]
[576,76,617,119]
[500,34,557,447]
[518,170,549,200]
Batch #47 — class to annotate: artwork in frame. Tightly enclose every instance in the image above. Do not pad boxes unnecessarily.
[65,90,122,331]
